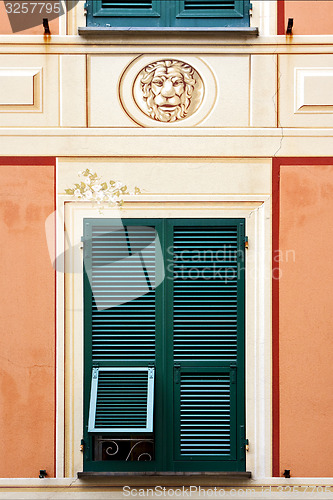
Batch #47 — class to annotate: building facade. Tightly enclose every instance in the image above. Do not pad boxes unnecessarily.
[1,1,333,497]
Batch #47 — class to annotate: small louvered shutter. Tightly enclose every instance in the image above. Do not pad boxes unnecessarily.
[168,221,245,465]
[88,367,155,432]
[86,0,164,28]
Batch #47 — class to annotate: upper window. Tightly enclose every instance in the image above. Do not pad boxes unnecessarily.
[85,0,251,28]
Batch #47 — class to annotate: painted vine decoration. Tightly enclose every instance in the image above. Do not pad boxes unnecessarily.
[65,169,141,206]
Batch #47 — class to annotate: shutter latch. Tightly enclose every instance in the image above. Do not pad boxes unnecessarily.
[174,364,181,384]
[230,363,237,384]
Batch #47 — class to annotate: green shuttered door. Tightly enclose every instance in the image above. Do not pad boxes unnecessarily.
[84,218,245,472]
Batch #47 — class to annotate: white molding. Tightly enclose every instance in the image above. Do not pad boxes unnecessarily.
[251,1,277,37]
[295,67,333,114]
[3,36,333,51]
[55,159,65,478]
[3,129,333,157]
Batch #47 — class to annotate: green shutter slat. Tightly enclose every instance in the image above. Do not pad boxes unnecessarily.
[101,0,153,7]
[179,373,231,456]
[172,226,239,362]
[184,0,235,9]
[90,225,156,362]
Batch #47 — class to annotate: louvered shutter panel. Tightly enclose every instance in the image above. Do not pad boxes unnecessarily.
[88,224,157,363]
[88,367,155,432]
[170,222,244,463]
[173,0,250,27]
[86,0,163,28]
[173,226,239,363]
[175,369,236,458]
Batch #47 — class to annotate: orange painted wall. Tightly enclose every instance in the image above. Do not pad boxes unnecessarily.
[0,2,59,34]
[0,164,55,478]
[279,165,333,477]
[284,1,333,35]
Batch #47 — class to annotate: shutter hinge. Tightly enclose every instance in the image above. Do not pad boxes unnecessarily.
[174,364,181,384]
[80,439,85,452]
[239,425,249,459]
[244,236,249,249]
[84,2,88,15]
[249,2,253,14]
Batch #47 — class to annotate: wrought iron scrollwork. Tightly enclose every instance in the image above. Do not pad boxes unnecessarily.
[94,436,154,462]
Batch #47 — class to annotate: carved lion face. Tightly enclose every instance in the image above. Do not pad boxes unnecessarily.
[140,60,196,123]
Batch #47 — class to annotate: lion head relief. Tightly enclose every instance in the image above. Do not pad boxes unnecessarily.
[139,59,197,123]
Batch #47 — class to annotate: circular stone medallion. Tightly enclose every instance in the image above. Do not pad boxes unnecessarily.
[119,55,217,127]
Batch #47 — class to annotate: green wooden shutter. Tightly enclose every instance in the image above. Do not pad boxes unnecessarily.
[166,220,245,471]
[83,219,164,472]
[84,218,245,473]
[86,0,250,27]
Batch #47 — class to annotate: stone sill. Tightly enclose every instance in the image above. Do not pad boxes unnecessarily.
[78,27,259,36]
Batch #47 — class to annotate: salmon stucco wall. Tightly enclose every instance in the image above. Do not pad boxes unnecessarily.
[279,164,333,477]
[284,1,333,35]
[0,163,55,478]
[0,2,59,34]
